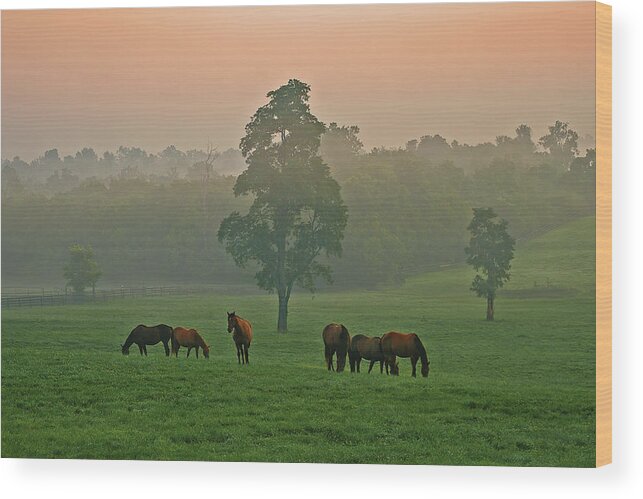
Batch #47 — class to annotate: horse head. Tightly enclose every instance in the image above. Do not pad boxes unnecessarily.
[421,359,430,378]
[389,360,400,376]
[203,344,210,359]
[226,311,236,333]
[121,343,130,356]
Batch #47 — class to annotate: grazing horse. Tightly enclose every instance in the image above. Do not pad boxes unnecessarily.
[171,327,210,359]
[349,334,385,374]
[121,324,172,356]
[322,323,350,373]
[380,331,430,378]
[227,311,252,364]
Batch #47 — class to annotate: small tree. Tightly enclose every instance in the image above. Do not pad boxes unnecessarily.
[465,208,515,321]
[63,244,102,295]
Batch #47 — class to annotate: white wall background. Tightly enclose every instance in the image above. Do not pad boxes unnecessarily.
[0,0,640,497]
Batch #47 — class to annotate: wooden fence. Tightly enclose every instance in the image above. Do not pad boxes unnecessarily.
[1,286,206,308]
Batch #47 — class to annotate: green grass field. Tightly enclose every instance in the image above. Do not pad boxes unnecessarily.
[1,217,596,466]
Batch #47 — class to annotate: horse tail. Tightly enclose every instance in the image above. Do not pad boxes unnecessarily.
[170,327,177,355]
[413,334,429,368]
[340,324,349,344]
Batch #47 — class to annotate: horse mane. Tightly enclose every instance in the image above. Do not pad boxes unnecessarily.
[124,324,144,348]
[413,334,429,368]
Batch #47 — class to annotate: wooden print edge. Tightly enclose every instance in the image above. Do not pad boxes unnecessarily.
[595,0,612,468]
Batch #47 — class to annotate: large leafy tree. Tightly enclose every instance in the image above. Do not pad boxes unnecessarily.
[218,79,348,332]
[465,208,515,321]
[63,244,102,295]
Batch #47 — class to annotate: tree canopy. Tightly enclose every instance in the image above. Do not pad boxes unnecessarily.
[63,244,102,295]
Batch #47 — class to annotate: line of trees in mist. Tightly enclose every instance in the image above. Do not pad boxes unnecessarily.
[1,145,246,195]
[1,120,595,290]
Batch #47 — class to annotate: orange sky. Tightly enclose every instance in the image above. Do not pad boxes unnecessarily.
[2,2,596,160]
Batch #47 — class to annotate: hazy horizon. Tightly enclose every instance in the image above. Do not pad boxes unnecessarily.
[2,2,596,161]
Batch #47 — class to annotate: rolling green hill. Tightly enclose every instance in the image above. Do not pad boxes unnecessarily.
[1,217,596,466]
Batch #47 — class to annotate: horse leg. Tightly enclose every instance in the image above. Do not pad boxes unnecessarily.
[356,357,361,373]
[236,344,241,364]
[379,360,384,374]
[411,356,418,377]
[196,347,199,359]
[163,340,170,357]
[138,344,144,356]
[244,344,249,364]
[325,346,332,371]
[143,345,148,356]
[368,360,375,374]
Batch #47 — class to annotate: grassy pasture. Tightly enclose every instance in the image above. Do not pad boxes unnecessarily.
[1,217,595,466]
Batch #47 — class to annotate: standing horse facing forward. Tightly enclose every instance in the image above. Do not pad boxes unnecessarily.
[380,332,430,378]
[322,323,350,373]
[171,327,210,359]
[227,312,252,364]
[121,324,173,356]
[349,334,385,374]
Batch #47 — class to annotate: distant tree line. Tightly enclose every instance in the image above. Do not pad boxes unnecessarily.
[321,121,595,286]
[1,120,595,290]
[1,145,246,195]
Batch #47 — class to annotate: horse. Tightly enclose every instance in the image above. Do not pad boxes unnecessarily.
[227,311,252,364]
[380,331,430,378]
[322,323,350,373]
[349,334,385,374]
[121,324,173,356]
[171,327,210,359]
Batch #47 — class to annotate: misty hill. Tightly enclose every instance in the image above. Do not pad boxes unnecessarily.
[1,133,595,291]
[401,216,595,300]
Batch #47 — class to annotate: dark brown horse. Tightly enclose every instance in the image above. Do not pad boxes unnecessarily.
[349,334,385,374]
[381,331,430,378]
[171,327,210,359]
[227,311,252,364]
[322,323,350,373]
[121,324,172,356]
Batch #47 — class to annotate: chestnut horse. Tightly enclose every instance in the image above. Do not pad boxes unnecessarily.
[322,323,350,373]
[121,324,172,356]
[380,332,430,378]
[349,334,385,374]
[171,327,210,359]
[227,311,252,364]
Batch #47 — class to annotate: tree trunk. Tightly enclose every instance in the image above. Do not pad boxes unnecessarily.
[277,290,289,333]
[486,295,494,321]
[275,216,289,333]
